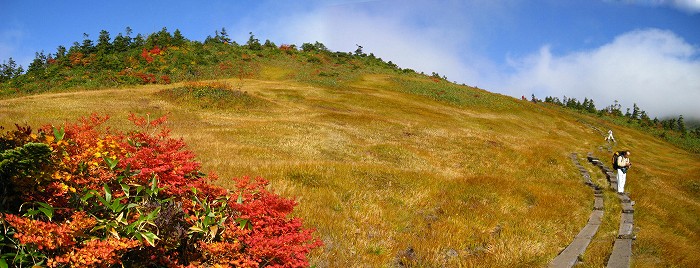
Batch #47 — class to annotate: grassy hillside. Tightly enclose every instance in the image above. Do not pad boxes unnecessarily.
[3,68,698,266]
[1,29,699,266]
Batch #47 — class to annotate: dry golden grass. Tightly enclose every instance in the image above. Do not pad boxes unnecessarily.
[582,118,700,267]
[576,156,620,267]
[1,74,698,267]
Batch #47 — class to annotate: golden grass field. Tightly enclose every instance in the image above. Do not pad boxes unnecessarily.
[1,72,699,267]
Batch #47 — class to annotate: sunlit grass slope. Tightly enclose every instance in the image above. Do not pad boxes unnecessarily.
[591,122,700,267]
[1,71,698,267]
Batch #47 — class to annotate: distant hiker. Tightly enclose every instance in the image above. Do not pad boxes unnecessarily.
[605,129,615,143]
[614,151,631,194]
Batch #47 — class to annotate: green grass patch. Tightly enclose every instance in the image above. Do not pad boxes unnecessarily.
[156,82,269,110]
[386,76,517,110]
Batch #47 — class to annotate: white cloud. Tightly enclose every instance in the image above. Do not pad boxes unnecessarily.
[201,2,700,120]
[252,1,498,86]
[503,28,700,119]
[667,0,700,13]
[612,0,700,14]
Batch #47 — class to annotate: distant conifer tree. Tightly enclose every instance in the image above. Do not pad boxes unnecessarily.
[0,58,24,82]
[81,33,95,54]
[97,30,112,53]
[246,32,262,50]
[678,115,687,136]
[173,29,187,46]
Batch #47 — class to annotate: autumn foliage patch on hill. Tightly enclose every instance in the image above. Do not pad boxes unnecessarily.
[0,27,407,98]
[0,114,321,267]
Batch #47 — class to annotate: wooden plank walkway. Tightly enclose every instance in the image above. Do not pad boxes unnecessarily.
[587,153,635,268]
[548,153,604,268]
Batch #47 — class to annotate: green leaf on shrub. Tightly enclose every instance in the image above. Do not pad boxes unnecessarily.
[81,191,95,203]
[103,156,119,170]
[24,202,54,221]
[236,218,252,230]
[0,258,8,268]
[104,184,112,203]
[149,176,159,195]
[121,183,130,198]
[52,126,65,141]
[142,232,159,247]
[146,207,161,221]
[38,207,53,221]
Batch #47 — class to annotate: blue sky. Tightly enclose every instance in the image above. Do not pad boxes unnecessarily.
[1,0,699,119]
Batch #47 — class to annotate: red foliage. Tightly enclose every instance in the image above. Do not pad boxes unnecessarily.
[160,74,172,84]
[3,212,95,250]
[47,237,141,267]
[141,48,154,63]
[141,46,165,64]
[149,46,164,55]
[69,52,85,66]
[229,177,323,267]
[1,114,321,267]
[134,72,157,84]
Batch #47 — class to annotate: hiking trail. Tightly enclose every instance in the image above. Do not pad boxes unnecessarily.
[548,153,604,267]
[587,153,635,268]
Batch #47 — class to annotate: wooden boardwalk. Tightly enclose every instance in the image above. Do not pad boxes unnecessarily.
[587,153,635,268]
[549,152,636,268]
[549,153,604,268]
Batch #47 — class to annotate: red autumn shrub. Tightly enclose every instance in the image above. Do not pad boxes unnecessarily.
[140,46,165,64]
[133,72,157,84]
[0,113,321,267]
[140,48,154,63]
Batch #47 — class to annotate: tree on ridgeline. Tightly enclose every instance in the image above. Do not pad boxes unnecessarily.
[692,127,700,139]
[27,51,48,74]
[632,103,640,120]
[586,98,597,113]
[263,39,277,49]
[667,118,677,131]
[146,27,173,48]
[678,115,687,136]
[0,58,23,82]
[246,32,262,50]
[301,42,329,52]
[112,27,133,52]
[205,27,232,45]
[96,30,112,53]
[132,33,145,48]
[172,29,187,47]
[639,111,652,127]
[80,33,96,54]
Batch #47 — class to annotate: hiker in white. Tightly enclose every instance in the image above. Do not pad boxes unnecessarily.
[616,151,631,194]
[605,129,615,143]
